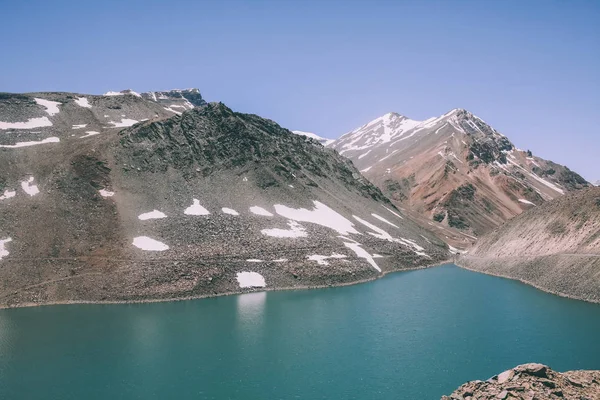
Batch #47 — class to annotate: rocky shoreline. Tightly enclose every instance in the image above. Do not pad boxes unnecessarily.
[0,260,452,309]
[442,363,600,400]
[458,254,600,304]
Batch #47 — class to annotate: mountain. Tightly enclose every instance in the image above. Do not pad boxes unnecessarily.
[442,363,600,400]
[292,130,335,146]
[460,186,600,303]
[141,88,207,112]
[0,91,447,307]
[595,180,600,186]
[331,109,589,242]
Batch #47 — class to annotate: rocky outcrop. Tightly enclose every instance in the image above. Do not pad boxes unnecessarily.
[331,109,589,246]
[460,186,600,303]
[442,363,600,400]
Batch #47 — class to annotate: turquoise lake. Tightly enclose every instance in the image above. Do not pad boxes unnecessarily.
[1,264,599,399]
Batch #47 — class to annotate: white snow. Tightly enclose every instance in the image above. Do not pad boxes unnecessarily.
[518,199,536,206]
[0,189,16,200]
[0,117,53,130]
[80,131,100,138]
[288,185,294,188]
[108,118,139,128]
[243,177,248,182]
[0,137,60,148]
[72,124,87,130]
[272,258,288,262]
[132,236,169,251]
[103,91,123,96]
[74,97,92,108]
[383,205,404,220]
[236,271,266,288]
[506,158,565,194]
[184,199,210,215]
[291,131,334,146]
[273,201,359,235]
[448,245,463,255]
[343,242,381,272]
[361,166,372,173]
[0,238,12,260]
[164,107,182,115]
[246,259,263,263]
[21,177,39,196]
[261,221,307,238]
[353,215,426,255]
[138,210,167,220]
[222,207,240,216]
[307,253,346,266]
[371,213,399,228]
[358,150,371,159]
[34,98,61,116]
[249,206,273,217]
[372,254,384,258]
[434,122,448,134]
[99,189,114,197]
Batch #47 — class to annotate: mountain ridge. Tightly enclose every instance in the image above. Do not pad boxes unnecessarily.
[331,107,589,243]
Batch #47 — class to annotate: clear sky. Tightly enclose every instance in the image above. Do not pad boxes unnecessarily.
[1,0,598,182]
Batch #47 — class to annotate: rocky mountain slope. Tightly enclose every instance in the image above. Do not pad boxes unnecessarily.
[460,186,600,303]
[0,91,448,307]
[330,110,589,244]
[442,363,600,400]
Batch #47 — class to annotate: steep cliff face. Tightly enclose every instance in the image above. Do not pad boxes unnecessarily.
[460,186,600,303]
[331,109,589,245]
[442,363,600,400]
[0,94,447,308]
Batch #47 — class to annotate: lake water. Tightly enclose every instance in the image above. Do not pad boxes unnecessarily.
[1,264,599,399]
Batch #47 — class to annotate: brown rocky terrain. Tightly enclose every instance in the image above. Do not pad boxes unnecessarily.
[0,91,448,308]
[460,187,600,303]
[442,363,600,400]
[330,110,589,247]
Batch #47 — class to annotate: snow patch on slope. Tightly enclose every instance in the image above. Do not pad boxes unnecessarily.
[132,236,169,251]
[138,210,167,220]
[0,137,60,148]
[236,272,266,288]
[184,199,210,216]
[273,201,359,235]
[0,117,53,130]
[261,221,307,238]
[34,98,61,116]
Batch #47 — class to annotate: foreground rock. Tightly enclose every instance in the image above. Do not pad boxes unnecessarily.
[442,363,600,400]
[460,186,600,303]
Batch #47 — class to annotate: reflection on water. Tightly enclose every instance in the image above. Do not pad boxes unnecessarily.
[236,291,266,326]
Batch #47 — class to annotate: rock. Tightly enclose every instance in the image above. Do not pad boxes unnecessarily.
[497,369,515,384]
[515,363,548,378]
[442,364,600,400]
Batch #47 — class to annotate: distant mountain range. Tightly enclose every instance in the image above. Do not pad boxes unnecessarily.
[329,109,589,241]
[0,89,447,307]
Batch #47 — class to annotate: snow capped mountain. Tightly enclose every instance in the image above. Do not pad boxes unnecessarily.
[292,130,334,146]
[335,112,422,154]
[332,108,589,241]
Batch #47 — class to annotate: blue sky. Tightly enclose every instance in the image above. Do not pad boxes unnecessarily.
[1,0,598,181]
